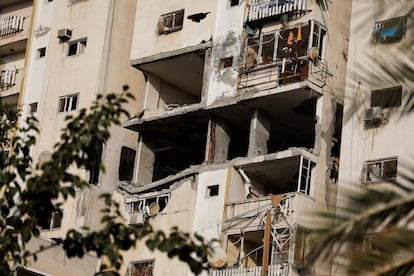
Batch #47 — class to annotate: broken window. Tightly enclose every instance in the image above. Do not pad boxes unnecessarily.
[36,47,46,58]
[242,23,312,70]
[298,157,314,196]
[39,209,63,230]
[311,23,326,58]
[126,194,170,215]
[362,157,398,184]
[371,85,402,108]
[126,259,154,276]
[58,93,78,113]
[119,146,136,181]
[158,9,184,34]
[373,16,407,44]
[67,38,87,56]
[244,32,277,69]
[206,185,219,197]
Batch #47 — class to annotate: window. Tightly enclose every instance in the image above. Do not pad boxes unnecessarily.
[58,93,78,113]
[230,0,239,6]
[312,23,326,58]
[29,102,38,114]
[371,85,402,108]
[242,23,313,70]
[119,146,136,181]
[126,260,154,276]
[206,185,219,197]
[219,57,233,69]
[373,16,407,44]
[362,157,398,184]
[36,47,46,58]
[67,38,87,56]
[40,209,63,230]
[298,157,315,196]
[158,10,184,34]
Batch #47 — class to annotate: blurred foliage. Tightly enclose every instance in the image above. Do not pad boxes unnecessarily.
[0,87,211,275]
[308,183,414,275]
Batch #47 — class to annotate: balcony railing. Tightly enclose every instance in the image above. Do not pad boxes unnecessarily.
[0,16,24,39]
[224,193,297,231]
[210,263,289,276]
[0,70,18,90]
[247,0,307,22]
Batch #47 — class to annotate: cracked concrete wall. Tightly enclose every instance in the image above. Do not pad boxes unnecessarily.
[206,1,244,105]
[248,109,271,157]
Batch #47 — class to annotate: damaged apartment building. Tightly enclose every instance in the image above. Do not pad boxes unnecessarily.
[117,0,351,275]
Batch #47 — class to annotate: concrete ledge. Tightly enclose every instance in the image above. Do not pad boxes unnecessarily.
[130,40,212,67]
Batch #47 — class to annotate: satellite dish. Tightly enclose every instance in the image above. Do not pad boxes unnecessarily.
[148,202,160,216]
[38,151,52,166]
[208,246,227,268]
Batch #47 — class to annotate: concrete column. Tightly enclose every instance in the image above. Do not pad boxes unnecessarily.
[213,118,231,162]
[135,135,155,184]
[248,109,271,157]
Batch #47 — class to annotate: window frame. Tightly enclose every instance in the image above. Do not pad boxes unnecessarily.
[29,102,38,114]
[58,93,79,113]
[158,9,185,35]
[361,157,398,184]
[372,16,407,44]
[126,259,155,276]
[206,185,220,197]
[67,38,87,56]
[371,85,402,108]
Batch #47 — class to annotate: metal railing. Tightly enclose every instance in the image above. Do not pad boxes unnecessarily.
[210,263,289,276]
[0,16,24,39]
[0,70,18,90]
[223,193,298,231]
[247,0,307,22]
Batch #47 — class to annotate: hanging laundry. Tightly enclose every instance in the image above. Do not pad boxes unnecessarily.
[297,24,302,41]
[287,31,294,45]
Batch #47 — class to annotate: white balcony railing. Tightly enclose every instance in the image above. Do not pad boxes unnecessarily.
[210,263,289,276]
[0,70,18,90]
[247,0,307,22]
[0,16,24,39]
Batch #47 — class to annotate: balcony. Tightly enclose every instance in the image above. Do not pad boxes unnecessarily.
[210,263,289,276]
[0,70,18,91]
[238,20,329,93]
[0,16,24,39]
[0,14,30,57]
[224,192,313,232]
[247,0,307,23]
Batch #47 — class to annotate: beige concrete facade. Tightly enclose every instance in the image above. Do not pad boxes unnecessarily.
[9,0,143,274]
[119,0,352,275]
[2,0,358,275]
[335,1,412,275]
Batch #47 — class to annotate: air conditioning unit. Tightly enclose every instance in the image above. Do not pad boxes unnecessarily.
[128,213,145,226]
[57,28,72,40]
[364,106,383,127]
